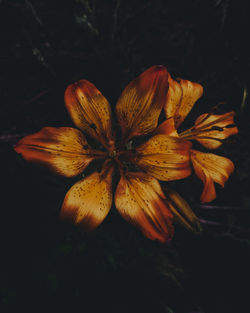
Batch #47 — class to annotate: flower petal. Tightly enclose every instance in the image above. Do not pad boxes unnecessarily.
[192,112,239,149]
[174,79,203,127]
[164,76,203,128]
[164,74,183,119]
[133,134,192,181]
[64,80,114,149]
[164,187,201,232]
[191,149,234,203]
[155,117,179,137]
[14,127,95,177]
[60,169,113,231]
[116,65,169,141]
[115,172,174,242]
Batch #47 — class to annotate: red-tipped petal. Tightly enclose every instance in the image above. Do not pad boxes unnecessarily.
[14,127,94,177]
[193,112,239,149]
[115,172,174,242]
[60,168,113,231]
[116,65,169,141]
[65,80,114,149]
[191,149,235,203]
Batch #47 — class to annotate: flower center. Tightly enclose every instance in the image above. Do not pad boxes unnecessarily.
[108,150,117,158]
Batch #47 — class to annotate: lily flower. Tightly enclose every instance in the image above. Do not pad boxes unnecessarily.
[14,66,195,243]
[156,74,238,203]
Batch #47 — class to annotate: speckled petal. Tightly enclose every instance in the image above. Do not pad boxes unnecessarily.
[116,65,169,141]
[60,168,113,231]
[133,134,192,181]
[65,80,114,149]
[115,172,174,242]
[14,127,95,177]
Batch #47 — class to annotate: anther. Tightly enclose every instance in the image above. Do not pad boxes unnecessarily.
[109,150,117,158]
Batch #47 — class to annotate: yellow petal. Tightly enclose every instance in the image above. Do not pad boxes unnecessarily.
[116,65,169,141]
[133,134,192,181]
[60,168,113,231]
[115,172,174,242]
[164,75,203,128]
[192,111,239,149]
[14,127,95,177]
[174,79,203,127]
[64,80,114,149]
[191,149,234,203]
[164,74,183,119]
[164,187,201,232]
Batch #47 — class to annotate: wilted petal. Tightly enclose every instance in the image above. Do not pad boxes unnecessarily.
[191,149,234,203]
[155,117,179,137]
[133,134,192,181]
[60,168,113,231]
[116,65,169,141]
[115,172,174,242]
[164,187,201,232]
[192,112,239,149]
[14,127,95,177]
[65,80,114,149]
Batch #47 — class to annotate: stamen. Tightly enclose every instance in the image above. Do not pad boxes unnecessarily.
[182,135,224,142]
[109,150,117,158]
[114,158,126,175]
[178,113,212,137]
[210,126,224,131]
[90,150,108,158]
[225,124,237,129]
[179,127,221,139]
[193,112,211,127]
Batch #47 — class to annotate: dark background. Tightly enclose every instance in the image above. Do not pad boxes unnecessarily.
[1,0,250,312]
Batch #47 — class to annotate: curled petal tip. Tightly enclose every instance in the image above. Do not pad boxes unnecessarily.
[146,65,168,78]
[155,64,165,69]
[152,65,167,72]
[191,149,234,203]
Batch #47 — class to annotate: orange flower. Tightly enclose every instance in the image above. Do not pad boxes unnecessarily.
[156,73,238,203]
[14,66,196,243]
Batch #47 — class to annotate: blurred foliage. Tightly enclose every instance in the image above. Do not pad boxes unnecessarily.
[1,0,250,312]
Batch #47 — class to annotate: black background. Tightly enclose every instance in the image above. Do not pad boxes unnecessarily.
[1,1,250,312]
